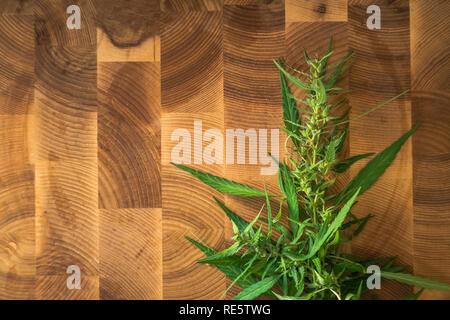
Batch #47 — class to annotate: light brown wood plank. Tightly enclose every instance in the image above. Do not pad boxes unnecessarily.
[160,7,225,298]
[163,229,225,299]
[100,209,162,300]
[286,0,348,22]
[410,0,450,300]
[0,15,34,114]
[349,0,413,299]
[0,116,35,299]
[35,160,98,276]
[98,62,161,209]
[36,275,99,300]
[33,13,99,297]
[161,11,223,113]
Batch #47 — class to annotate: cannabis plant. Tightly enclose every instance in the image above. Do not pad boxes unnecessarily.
[173,38,450,300]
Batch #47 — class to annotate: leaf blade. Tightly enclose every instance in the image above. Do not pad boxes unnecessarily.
[335,124,419,206]
[232,275,281,300]
[381,272,450,291]
[172,163,270,197]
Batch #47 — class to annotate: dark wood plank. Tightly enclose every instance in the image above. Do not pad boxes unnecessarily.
[162,0,222,11]
[95,0,160,62]
[161,11,223,113]
[224,3,284,129]
[34,45,97,162]
[411,0,450,300]
[0,0,34,15]
[348,0,412,299]
[34,0,96,47]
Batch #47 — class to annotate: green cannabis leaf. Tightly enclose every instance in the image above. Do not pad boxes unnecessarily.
[171,162,272,197]
[174,38,450,300]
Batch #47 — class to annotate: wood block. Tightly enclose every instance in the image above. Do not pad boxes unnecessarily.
[35,45,97,112]
[97,28,160,62]
[349,0,412,299]
[162,0,223,11]
[0,15,34,114]
[161,112,224,165]
[286,0,348,22]
[35,160,98,276]
[98,62,161,209]
[100,209,162,300]
[161,11,223,113]
[410,0,450,299]
[224,3,285,129]
[33,44,97,162]
[163,229,225,299]
[225,0,283,6]
[0,0,34,15]
[34,0,96,47]
[95,0,159,62]
[32,92,97,162]
[36,275,99,299]
[0,163,35,299]
[162,164,225,231]
[223,2,284,243]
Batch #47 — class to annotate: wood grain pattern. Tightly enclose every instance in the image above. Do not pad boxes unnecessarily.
[0,0,448,300]
[0,0,34,15]
[34,0,96,47]
[95,0,160,62]
[348,0,412,299]
[35,160,98,276]
[0,15,34,114]
[98,62,161,209]
[163,229,225,299]
[33,1,99,297]
[161,11,223,113]
[0,140,35,299]
[160,8,225,298]
[100,209,162,300]
[222,1,286,277]
[36,275,99,300]
[162,0,223,11]
[224,3,284,129]
[286,0,348,22]
[410,0,450,300]
[33,44,97,163]
[160,110,226,298]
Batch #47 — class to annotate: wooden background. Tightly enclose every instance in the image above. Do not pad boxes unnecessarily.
[0,0,448,299]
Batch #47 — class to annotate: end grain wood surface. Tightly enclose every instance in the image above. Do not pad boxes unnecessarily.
[0,0,448,299]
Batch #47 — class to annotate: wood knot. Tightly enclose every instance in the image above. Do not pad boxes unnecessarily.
[315,4,327,14]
